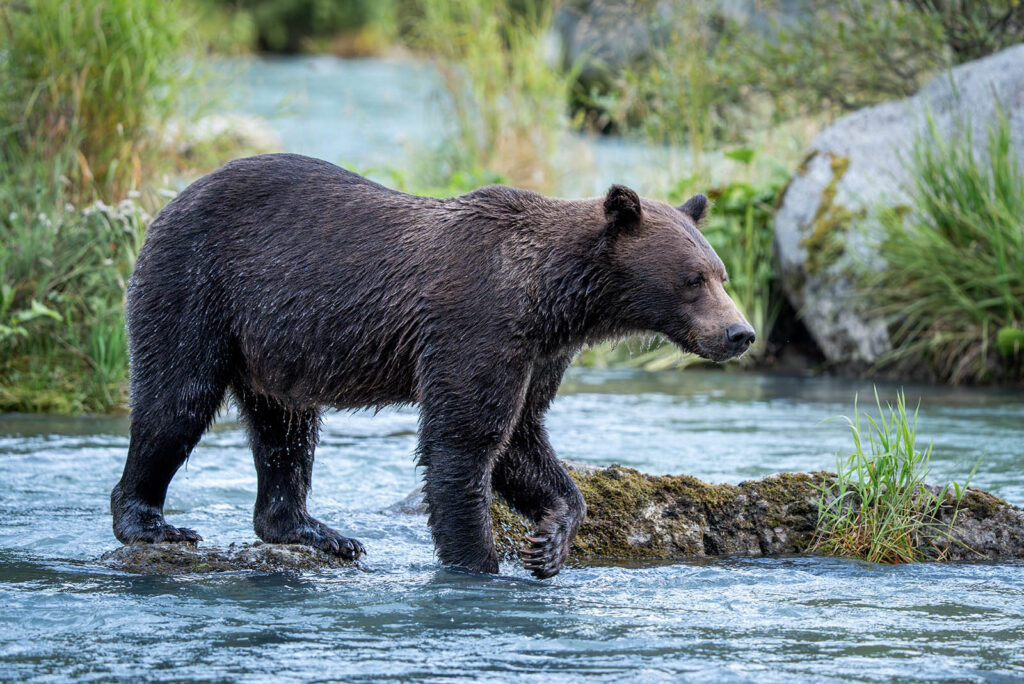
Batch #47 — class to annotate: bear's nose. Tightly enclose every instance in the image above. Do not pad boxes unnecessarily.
[725,323,756,350]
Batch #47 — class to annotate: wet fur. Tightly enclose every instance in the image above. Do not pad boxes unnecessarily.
[111,153,747,578]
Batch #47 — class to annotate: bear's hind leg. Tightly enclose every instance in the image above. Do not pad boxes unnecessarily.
[237,390,364,560]
[111,382,225,545]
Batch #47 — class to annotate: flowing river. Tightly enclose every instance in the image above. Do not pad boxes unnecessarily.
[2,369,1023,681]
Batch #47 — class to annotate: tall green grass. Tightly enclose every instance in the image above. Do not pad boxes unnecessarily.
[403,0,574,191]
[0,0,205,412]
[0,0,198,204]
[867,111,1024,384]
[595,3,749,160]
[813,389,977,563]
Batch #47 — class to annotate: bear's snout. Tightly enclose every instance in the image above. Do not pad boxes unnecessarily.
[724,322,756,356]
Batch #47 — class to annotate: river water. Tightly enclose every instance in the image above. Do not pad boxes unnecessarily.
[1,369,1023,681]
[219,55,684,197]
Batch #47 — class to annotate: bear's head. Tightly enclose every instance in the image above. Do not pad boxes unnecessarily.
[600,185,755,362]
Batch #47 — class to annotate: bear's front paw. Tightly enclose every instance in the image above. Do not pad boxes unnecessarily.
[258,515,365,561]
[521,511,574,579]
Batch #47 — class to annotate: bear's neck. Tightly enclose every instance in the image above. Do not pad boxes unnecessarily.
[518,198,631,354]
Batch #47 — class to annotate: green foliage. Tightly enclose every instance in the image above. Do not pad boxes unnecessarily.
[867,110,1024,384]
[0,0,199,204]
[0,200,147,412]
[747,0,947,114]
[748,0,1024,115]
[813,389,978,563]
[587,4,749,155]
[904,0,1024,62]
[402,0,574,191]
[207,0,395,53]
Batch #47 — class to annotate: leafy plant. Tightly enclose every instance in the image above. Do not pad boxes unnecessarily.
[0,200,147,413]
[866,109,1024,384]
[813,389,978,563]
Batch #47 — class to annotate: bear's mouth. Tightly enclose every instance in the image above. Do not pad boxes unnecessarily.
[670,333,747,363]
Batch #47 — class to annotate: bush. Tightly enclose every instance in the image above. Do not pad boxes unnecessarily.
[0,200,148,412]
[748,0,1024,115]
[208,0,395,53]
[747,0,946,114]
[866,111,1024,384]
[0,0,198,204]
[813,390,977,563]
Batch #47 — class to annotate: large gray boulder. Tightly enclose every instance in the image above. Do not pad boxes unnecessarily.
[774,44,1024,366]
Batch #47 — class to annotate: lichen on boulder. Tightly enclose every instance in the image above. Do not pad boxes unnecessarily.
[492,466,829,560]
[773,43,1024,368]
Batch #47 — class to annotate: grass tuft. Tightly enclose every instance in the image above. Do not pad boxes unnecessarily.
[867,108,1024,384]
[812,389,978,563]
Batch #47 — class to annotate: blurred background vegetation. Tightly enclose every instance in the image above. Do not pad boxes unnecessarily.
[1,0,1021,413]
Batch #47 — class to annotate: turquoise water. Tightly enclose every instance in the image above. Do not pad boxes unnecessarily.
[220,55,684,197]
[2,369,1023,681]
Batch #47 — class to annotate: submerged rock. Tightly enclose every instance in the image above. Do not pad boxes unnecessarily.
[101,542,355,574]
[773,44,1024,367]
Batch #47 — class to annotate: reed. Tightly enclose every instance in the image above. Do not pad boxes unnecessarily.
[403,0,574,191]
[812,389,977,563]
[0,0,197,204]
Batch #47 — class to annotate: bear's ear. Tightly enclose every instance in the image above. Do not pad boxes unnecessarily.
[603,184,643,237]
[678,193,709,226]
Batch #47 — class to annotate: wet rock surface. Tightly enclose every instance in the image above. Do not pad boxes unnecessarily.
[103,464,1024,573]
[101,542,356,574]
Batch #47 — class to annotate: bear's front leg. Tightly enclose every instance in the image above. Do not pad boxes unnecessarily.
[489,354,585,578]
[418,435,501,574]
[416,350,532,575]
[493,413,586,579]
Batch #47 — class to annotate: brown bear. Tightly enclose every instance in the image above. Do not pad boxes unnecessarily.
[111,153,754,579]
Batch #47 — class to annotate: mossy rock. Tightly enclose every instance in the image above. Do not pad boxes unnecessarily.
[101,542,356,574]
[490,464,1024,563]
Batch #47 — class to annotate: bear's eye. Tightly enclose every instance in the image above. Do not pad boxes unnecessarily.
[685,275,704,289]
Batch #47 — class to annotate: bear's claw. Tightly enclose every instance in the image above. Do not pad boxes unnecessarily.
[314,535,365,560]
[129,523,203,545]
[257,514,366,561]
[521,517,572,579]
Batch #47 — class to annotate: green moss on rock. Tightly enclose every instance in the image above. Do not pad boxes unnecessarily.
[800,153,864,275]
